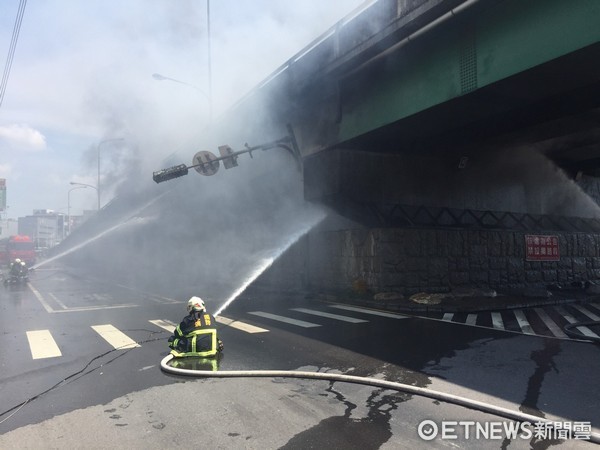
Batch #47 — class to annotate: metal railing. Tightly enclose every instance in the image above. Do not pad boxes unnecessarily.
[369,204,600,232]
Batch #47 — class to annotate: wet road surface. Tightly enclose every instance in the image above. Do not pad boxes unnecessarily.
[0,264,598,448]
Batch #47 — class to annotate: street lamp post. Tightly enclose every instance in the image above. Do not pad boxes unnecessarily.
[70,181,97,191]
[70,181,97,207]
[152,2,212,121]
[207,0,213,122]
[152,73,211,106]
[67,185,88,236]
[97,138,124,210]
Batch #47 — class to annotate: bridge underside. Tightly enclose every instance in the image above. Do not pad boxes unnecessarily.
[337,41,600,174]
[304,41,600,228]
[210,0,600,297]
[297,3,600,227]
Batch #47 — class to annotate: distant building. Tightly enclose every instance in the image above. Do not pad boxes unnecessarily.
[18,210,65,249]
[0,218,18,239]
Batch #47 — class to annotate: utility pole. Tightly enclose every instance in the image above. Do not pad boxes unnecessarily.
[207,0,213,123]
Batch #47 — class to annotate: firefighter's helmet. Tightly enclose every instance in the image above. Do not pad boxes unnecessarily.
[187,296,206,313]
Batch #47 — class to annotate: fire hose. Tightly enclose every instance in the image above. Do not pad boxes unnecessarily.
[563,320,600,344]
[160,354,600,444]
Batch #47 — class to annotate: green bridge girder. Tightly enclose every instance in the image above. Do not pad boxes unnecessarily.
[339,0,600,145]
[338,0,600,144]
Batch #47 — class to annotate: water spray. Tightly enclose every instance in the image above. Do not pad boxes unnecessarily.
[214,211,326,317]
[32,192,169,270]
[215,257,275,317]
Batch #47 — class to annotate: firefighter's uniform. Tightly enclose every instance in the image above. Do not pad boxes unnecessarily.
[168,311,221,357]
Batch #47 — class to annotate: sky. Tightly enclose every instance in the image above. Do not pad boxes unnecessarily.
[0,0,367,219]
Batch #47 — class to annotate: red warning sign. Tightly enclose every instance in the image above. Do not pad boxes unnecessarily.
[525,235,559,261]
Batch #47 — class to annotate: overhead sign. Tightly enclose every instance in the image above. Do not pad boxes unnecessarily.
[192,151,220,176]
[0,179,5,212]
[525,235,559,261]
[218,145,238,169]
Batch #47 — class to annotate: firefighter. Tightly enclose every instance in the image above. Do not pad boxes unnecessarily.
[9,258,23,276]
[168,296,224,357]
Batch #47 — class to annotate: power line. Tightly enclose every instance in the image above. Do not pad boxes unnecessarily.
[0,0,28,109]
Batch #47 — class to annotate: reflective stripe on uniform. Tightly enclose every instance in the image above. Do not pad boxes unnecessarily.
[190,328,217,356]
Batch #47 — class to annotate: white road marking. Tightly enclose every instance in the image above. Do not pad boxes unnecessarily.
[572,304,600,321]
[513,310,534,335]
[27,281,138,313]
[91,324,140,349]
[290,308,368,323]
[554,307,599,338]
[26,330,62,359]
[442,313,454,321]
[328,304,407,319]
[113,283,179,304]
[27,283,54,313]
[149,319,177,333]
[216,316,269,333]
[89,293,113,302]
[491,312,504,330]
[248,311,321,328]
[466,314,477,325]
[533,308,567,338]
[49,292,68,310]
[52,304,138,313]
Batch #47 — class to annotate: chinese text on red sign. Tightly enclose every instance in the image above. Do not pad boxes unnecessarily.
[525,235,560,261]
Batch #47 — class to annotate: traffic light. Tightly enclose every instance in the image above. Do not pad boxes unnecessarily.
[152,124,302,183]
[153,164,189,183]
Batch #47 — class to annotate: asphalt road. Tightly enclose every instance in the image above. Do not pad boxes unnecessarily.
[0,263,599,449]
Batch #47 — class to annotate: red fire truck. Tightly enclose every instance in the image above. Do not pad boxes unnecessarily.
[0,235,36,266]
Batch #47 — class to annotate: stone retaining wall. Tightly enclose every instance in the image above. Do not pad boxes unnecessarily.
[257,227,600,297]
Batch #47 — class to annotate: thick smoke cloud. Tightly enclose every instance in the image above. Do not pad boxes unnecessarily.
[462,145,600,218]
[60,139,325,310]
[0,0,366,217]
[44,1,372,309]
[354,143,600,220]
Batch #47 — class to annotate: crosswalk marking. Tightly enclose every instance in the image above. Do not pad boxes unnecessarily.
[534,308,567,338]
[290,308,368,323]
[513,310,534,335]
[554,307,599,339]
[149,317,269,334]
[419,303,598,340]
[216,316,269,333]
[248,311,321,328]
[26,330,62,359]
[572,304,600,321]
[328,304,407,319]
[149,319,177,332]
[491,312,504,330]
[20,302,600,362]
[91,324,140,349]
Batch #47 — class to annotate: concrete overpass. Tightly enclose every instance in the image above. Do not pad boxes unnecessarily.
[63,0,600,304]
[210,0,600,299]
[217,0,600,219]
